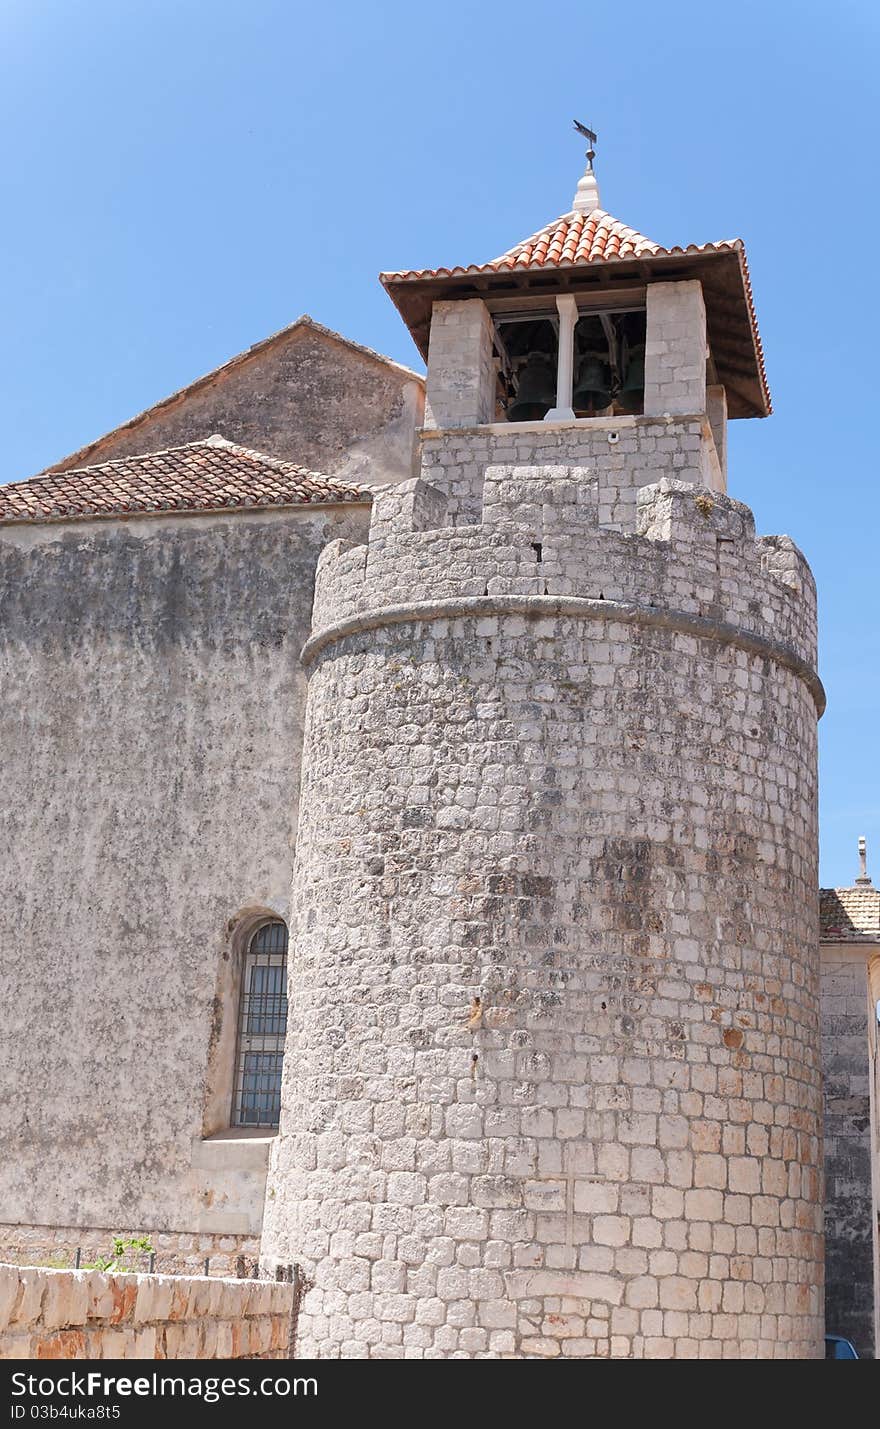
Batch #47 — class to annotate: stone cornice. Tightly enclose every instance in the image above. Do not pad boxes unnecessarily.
[301,592,826,717]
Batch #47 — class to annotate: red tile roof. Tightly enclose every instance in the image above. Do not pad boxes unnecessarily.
[381,206,770,419]
[819,885,880,942]
[0,436,371,525]
[380,207,740,282]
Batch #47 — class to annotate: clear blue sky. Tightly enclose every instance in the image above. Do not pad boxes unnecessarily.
[1,0,877,886]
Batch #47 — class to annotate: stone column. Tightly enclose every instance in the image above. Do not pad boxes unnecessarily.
[424,299,496,430]
[545,295,578,422]
[707,385,728,485]
[644,280,707,417]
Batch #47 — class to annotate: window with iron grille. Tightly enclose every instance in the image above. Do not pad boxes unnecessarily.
[232,920,288,1128]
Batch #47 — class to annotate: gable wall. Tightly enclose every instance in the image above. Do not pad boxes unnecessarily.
[46,327,424,488]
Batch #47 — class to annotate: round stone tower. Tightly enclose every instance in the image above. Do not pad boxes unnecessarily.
[261,465,824,1358]
[262,164,825,1357]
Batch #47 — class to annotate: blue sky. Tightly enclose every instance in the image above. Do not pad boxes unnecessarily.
[0,0,877,886]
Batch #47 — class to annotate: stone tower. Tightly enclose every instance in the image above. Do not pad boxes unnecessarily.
[261,153,825,1358]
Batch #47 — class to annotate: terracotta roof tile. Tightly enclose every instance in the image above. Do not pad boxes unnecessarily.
[380,206,770,416]
[0,436,370,525]
[819,885,880,942]
[379,207,740,282]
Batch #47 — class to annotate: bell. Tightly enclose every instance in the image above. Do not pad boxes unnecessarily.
[508,352,556,422]
[573,353,612,415]
[617,344,645,414]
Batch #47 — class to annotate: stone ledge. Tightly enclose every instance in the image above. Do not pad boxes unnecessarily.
[301,591,826,716]
[191,1132,275,1173]
[418,413,701,441]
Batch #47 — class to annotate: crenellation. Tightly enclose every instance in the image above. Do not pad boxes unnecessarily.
[303,471,819,687]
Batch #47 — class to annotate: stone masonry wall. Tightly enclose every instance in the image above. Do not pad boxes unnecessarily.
[820,945,876,1357]
[424,300,496,431]
[0,502,368,1245]
[311,473,817,673]
[418,415,722,528]
[0,1225,260,1281]
[261,469,824,1358]
[0,1263,293,1360]
[644,282,707,418]
[42,321,423,489]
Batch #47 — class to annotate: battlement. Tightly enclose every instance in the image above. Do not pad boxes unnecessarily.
[308,469,819,696]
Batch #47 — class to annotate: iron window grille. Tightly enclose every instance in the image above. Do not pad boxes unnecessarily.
[232,920,288,1128]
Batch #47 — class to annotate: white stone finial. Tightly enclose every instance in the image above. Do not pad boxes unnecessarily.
[572,167,601,214]
[856,835,872,885]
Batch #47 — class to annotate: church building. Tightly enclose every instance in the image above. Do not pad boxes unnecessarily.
[1,144,877,1359]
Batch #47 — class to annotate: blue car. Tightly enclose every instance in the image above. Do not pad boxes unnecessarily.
[825,1335,859,1359]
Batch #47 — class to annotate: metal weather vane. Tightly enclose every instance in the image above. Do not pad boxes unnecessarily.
[573,120,597,171]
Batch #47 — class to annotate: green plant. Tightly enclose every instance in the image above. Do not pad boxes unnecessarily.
[82,1235,153,1273]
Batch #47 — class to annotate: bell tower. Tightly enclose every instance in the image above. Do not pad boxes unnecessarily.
[379,129,764,530]
[261,147,824,1359]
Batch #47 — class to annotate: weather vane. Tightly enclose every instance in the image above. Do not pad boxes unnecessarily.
[573,120,597,172]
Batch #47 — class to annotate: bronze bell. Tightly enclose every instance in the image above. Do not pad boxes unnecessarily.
[573,353,612,415]
[508,352,556,422]
[617,344,645,414]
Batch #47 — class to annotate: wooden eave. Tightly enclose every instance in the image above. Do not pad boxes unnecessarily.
[381,247,769,419]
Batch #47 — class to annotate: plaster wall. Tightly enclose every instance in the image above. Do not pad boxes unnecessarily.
[0,502,368,1251]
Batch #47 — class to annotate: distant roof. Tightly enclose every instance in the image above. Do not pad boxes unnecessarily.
[381,206,769,419]
[40,314,425,477]
[820,885,880,943]
[0,436,371,525]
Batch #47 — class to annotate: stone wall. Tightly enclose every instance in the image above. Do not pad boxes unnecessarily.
[820,945,877,1357]
[41,318,424,489]
[424,301,496,431]
[261,468,824,1358]
[0,1224,260,1281]
[310,474,817,673]
[0,1263,293,1360]
[644,282,707,417]
[418,415,723,528]
[0,501,368,1245]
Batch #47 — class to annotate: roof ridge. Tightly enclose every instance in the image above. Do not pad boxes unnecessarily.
[3,434,367,494]
[7,436,242,486]
[203,437,377,494]
[495,207,661,262]
[0,437,373,525]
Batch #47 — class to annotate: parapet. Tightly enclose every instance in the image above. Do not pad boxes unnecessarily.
[307,468,820,707]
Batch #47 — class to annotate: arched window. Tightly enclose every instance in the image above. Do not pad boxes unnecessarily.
[232,920,288,1128]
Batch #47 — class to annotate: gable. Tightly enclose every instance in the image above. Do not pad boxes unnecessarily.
[43,317,425,488]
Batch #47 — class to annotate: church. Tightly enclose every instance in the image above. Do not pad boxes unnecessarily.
[1,142,877,1359]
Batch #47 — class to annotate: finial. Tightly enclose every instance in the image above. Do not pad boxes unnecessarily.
[856,835,872,885]
[572,119,601,214]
